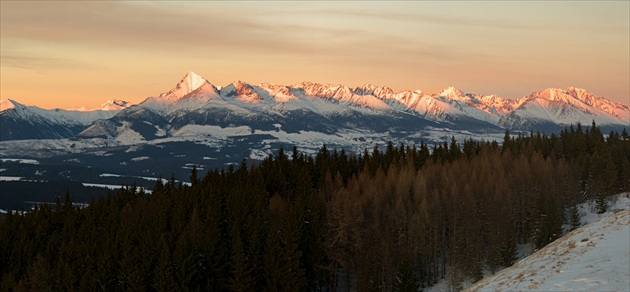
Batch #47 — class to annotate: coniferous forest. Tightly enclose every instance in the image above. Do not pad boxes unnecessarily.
[1,123,629,291]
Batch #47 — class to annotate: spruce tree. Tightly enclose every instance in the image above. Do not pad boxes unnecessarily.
[595,193,608,214]
[393,260,419,292]
[229,233,255,291]
[568,204,581,230]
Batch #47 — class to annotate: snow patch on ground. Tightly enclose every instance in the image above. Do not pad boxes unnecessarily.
[82,183,123,190]
[0,158,40,165]
[99,173,122,178]
[250,149,270,160]
[172,125,253,138]
[131,156,150,162]
[116,122,145,144]
[0,176,24,181]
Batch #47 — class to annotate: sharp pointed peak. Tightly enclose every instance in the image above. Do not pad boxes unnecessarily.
[439,86,466,98]
[158,71,215,99]
[183,71,203,79]
[178,71,208,88]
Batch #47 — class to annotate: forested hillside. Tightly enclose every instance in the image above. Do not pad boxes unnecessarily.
[1,122,629,291]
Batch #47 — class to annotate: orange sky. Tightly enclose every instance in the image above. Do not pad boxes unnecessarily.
[1,1,629,109]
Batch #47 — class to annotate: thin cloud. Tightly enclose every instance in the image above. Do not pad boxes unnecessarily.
[1,2,311,56]
[1,55,96,71]
[314,9,552,30]
[0,1,483,66]
[260,6,551,30]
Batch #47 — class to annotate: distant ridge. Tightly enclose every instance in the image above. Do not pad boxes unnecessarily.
[1,72,628,142]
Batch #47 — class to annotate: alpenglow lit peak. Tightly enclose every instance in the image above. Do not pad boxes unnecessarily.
[159,71,210,100]
[100,99,131,111]
[438,87,467,100]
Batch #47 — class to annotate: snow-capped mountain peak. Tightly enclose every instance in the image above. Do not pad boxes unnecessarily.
[71,99,132,112]
[438,86,467,99]
[232,80,256,96]
[100,99,131,111]
[563,87,630,121]
[221,80,263,102]
[138,72,221,113]
[259,83,295,102]
[355,84,397,99]
[158,71,213,100]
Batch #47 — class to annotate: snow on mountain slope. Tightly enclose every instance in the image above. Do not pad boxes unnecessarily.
[140,72,222,114]
[158,71,209,100]
[466,194,630,292]
[81,73,627,144]
[477,94,518,116]
[99,99,130,111]
[2,99,122,125]
[0,99,128,140]
[439,88,520,119]
[6,72,629,143]
[353,85,511,124]
[538,88,624,123]
[222,80,264,103]
[565,87,630,122]
[74,99,131,111]
[258,83,296,102]
[500,88,629,129]
[114,72,630,130]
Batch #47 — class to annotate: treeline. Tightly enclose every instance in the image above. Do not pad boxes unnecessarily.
[0,180,111,211]
[1,122,628,291]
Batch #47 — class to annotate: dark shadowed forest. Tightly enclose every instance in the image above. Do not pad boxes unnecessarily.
[1,122,629,291]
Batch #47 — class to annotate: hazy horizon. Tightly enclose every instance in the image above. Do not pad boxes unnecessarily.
[1,1,628,109]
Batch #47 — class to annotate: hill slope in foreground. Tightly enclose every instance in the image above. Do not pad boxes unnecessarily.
[467,195,630,291]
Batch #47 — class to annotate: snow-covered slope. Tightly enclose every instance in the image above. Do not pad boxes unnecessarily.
[140,71,222,114]
[500,88,629,129]
[1,99,127,125]
[466,194,630,292]
[0,99,128,140]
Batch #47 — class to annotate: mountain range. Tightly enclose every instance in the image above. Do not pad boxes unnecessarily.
[2,72,627,143]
